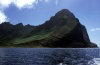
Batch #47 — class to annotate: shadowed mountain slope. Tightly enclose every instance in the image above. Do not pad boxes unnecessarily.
[0,9,97,48]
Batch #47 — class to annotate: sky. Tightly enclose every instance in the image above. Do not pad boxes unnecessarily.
[0,0,100,47]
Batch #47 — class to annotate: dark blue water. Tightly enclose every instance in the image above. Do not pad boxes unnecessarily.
[0,48,99,65]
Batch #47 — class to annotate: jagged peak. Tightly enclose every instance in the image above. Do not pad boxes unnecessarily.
[55,9,75,19]
[56,9,71,14]
[0,22,12,25]
[15,23,23,26]
[25,24,34,28]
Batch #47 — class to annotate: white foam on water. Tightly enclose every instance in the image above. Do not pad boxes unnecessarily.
[88,58,100,65]
[58,63,63,65]
[93,58,100,65]
[58,63,67,65]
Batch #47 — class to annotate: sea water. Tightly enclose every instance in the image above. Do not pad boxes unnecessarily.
[0,48,99,65]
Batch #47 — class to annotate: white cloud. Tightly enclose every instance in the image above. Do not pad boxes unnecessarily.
[0,0,13,8]
[90,28,100,32]
[0,0,39,9]
[0,11,7,23]
[13,0,38,9]
[0,0,50,23]
[0,0,50,9]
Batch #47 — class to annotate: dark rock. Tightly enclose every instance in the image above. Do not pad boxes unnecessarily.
[38,9,97,48]
[0,9,97,48]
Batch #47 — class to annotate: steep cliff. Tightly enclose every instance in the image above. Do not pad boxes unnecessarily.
[0,9,97,47]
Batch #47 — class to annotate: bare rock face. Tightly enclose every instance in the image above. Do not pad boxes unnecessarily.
[39,9,97,48]
[0,9,97,48]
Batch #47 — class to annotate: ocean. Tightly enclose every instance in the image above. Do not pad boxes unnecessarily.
[0,48,99,65]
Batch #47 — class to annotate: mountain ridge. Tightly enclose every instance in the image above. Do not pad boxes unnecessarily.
[0,9,97,48]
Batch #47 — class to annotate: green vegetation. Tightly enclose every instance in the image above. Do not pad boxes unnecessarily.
[13,32,52,44]
[0,9,97,48]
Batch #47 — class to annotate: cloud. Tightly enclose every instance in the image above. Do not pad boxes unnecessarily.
[0,0,39,9]
[0,0,13,8]
[13,0,38,9]
[0,0,49,23]
[0,0,49,9]
[90,28,100,32]
[0,11,7,23]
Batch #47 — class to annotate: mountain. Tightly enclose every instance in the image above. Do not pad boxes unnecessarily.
[0,9,97,48]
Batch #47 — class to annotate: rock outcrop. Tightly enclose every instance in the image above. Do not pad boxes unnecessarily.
[0,9,97,48]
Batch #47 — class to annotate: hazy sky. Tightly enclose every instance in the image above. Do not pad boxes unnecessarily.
[0,0,100,47]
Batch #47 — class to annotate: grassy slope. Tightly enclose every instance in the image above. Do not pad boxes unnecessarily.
[9,19,78,47]
[12,32,52,44]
